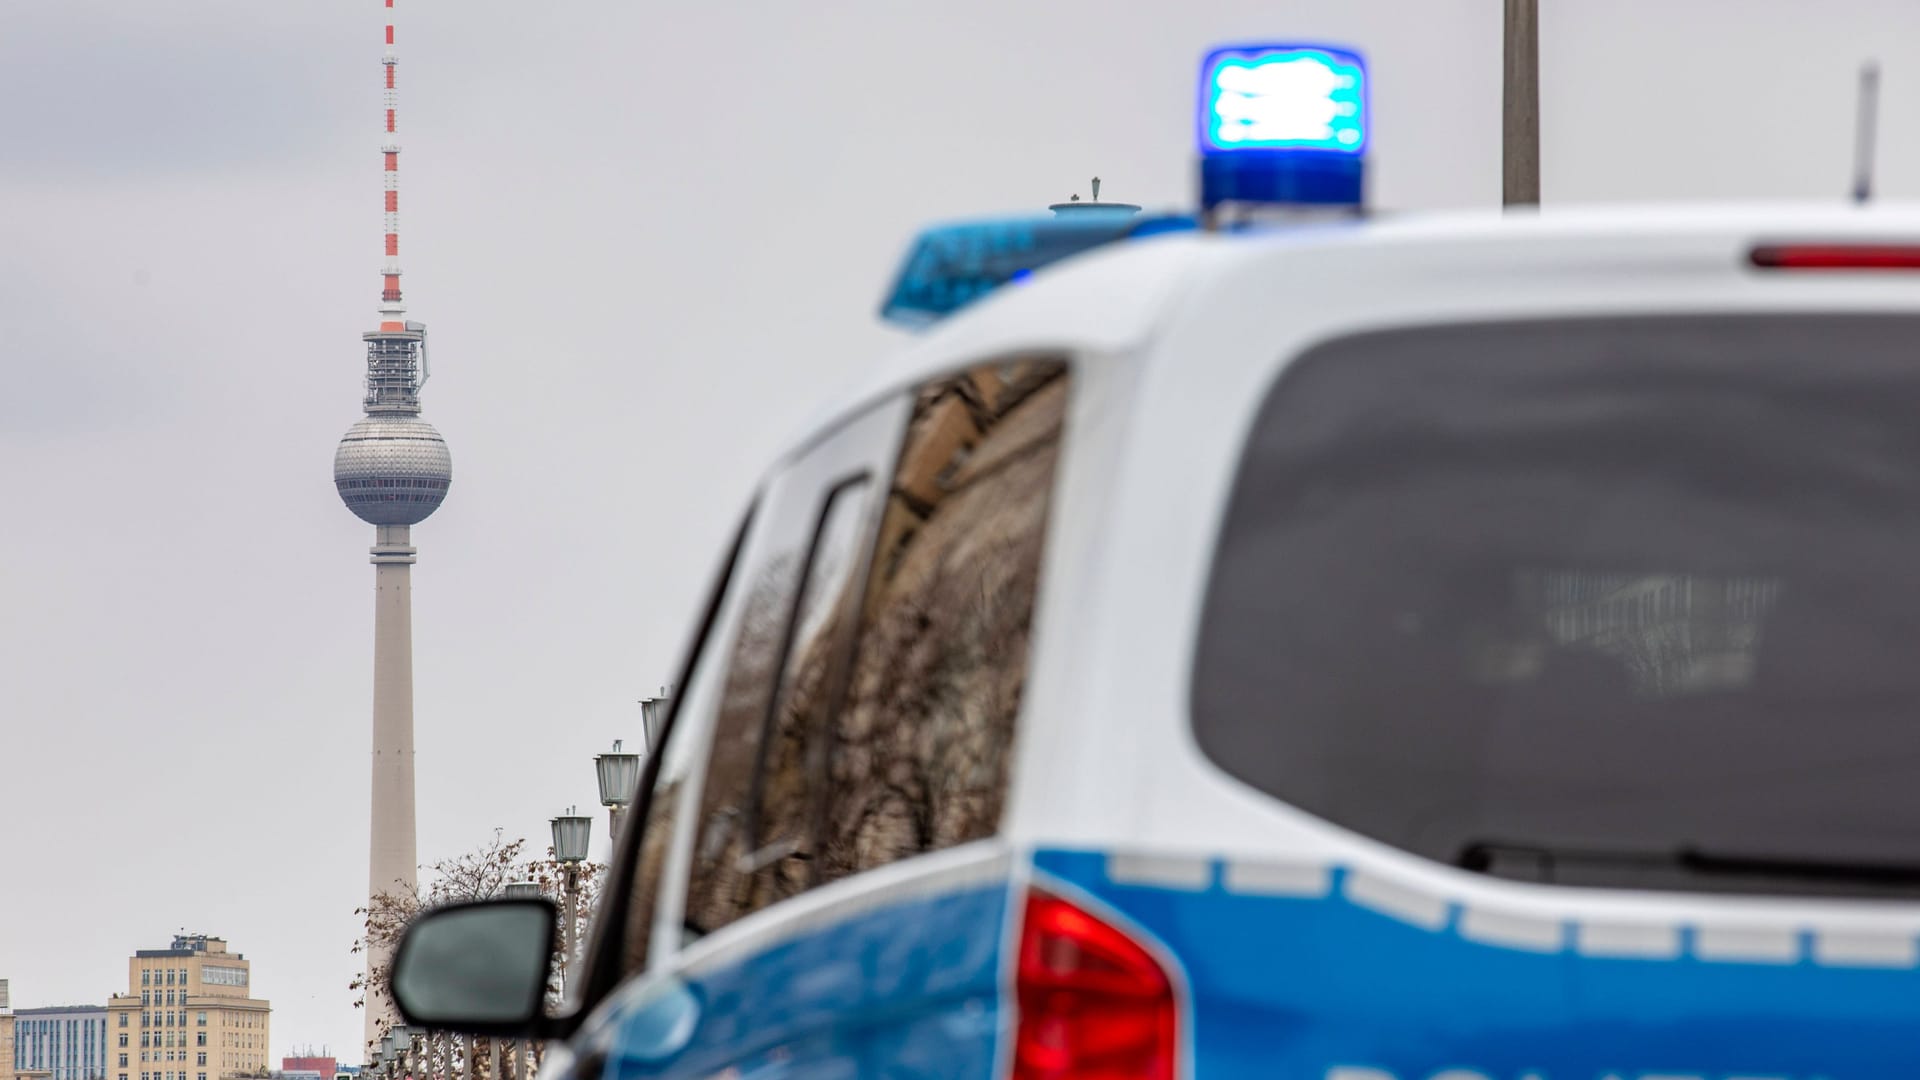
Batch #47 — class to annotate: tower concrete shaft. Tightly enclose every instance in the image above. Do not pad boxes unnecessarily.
[365,524,419,1049]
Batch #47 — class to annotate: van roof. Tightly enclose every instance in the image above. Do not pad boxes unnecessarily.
[774,201,1920,466]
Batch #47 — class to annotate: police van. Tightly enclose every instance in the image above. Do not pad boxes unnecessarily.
[388,43,1920,1080]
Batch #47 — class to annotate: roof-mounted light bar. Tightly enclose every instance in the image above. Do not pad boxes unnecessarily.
[1197,43,1368,212]
[879,212,1195,328]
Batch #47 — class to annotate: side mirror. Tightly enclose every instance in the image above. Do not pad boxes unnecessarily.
[391,899,556,1035]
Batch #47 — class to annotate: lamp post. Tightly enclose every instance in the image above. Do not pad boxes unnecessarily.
[391,1026,412,1080]
[639,688,673,754]
[549,807,592,996]
[490,880,536,1080]
[594,740,642,840]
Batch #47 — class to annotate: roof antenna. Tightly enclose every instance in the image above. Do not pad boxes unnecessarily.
[1048,176,1141,217]
[1853,59,1880,204]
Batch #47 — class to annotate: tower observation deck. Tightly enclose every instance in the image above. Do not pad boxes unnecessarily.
[335,327,451,527]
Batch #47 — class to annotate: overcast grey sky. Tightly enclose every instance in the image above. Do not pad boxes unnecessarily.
[6,0,1920,1062]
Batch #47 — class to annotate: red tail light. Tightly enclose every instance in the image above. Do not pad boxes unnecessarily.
[1014,889,1177,1080]
[1749,244,1920,270]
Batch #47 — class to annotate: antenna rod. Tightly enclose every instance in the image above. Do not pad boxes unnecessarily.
[1854,60,1880,205]
[380,0,406,330]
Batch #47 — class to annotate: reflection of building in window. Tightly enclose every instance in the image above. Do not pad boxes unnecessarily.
[1519,570,1781,696]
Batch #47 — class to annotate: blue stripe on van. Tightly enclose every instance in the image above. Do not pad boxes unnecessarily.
[1034,848,1920,1080]
[608,881,1009,1080]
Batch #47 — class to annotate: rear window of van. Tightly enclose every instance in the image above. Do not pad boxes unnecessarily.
[1192,315,1920,896]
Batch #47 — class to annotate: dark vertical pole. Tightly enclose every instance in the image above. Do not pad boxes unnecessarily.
[1504,0,1541,205]
[1854,61,1880,204]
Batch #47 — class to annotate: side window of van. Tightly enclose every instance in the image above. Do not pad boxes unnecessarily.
[671,358,1069,942]
[816,359,1068,881]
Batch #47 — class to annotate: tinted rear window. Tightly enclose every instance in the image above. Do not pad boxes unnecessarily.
[1193,315,1920,895]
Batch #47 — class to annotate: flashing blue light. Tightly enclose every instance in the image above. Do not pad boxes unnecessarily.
[1197,43,1368,210]
[880,213,1196,328]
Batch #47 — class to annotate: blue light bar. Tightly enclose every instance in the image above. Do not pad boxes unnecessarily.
[879,213,1195,328]
[1197,43,1367,210]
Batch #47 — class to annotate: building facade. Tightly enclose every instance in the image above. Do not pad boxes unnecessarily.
[2,980,17,1080]
[106,937,270,1080]
[12,1008,107,1080]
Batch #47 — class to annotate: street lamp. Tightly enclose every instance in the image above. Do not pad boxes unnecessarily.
[549,807,592,996]
[498,882,540,1079]
[638,687,673,754]
[551,806,591,862]
[390,1026,411,1079]
[594,740,642,839]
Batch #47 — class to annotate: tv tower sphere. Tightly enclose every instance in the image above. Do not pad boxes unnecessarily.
[334,413,452,525]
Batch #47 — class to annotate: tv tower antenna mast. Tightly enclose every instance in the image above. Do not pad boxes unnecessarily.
[332,0,451,1056]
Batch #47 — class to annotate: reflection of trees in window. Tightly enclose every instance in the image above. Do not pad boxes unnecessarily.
[820,360,1068,883]
[681,552,805,934]
[708,482,873,927]
[619,775,679,973]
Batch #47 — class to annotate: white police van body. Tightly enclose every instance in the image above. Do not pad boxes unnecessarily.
[390,44,1920,1080]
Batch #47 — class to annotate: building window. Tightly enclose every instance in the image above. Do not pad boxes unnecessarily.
[119,1035,127,1048]
[119,1056,127,1067]
[141,972,150,987]
[194,1056,203,1067]
[194,1036,204,1048]
[194,1014,203,1027]
[119,1015,128,1028]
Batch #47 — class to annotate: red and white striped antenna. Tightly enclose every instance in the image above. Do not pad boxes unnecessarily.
[379,0,406,332]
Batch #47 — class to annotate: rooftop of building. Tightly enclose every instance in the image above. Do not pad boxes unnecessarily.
[135,934,237,959]
[14,1006,107,1016]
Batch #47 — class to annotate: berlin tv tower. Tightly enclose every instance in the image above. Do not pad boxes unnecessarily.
[331,0,451,1051]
